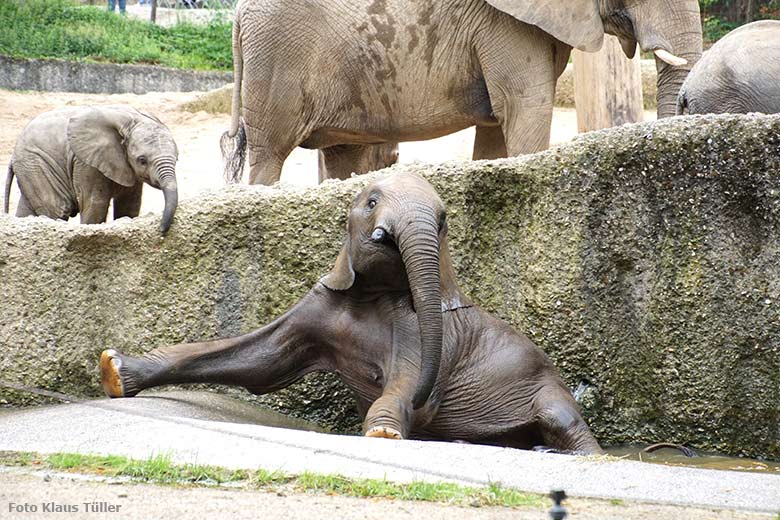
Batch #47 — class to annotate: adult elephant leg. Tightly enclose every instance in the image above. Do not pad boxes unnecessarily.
[533,383,603,455]
[100,291,329,398]
[472,126,508,160]
[477,23,558,156]
[244,127,293,186]
[494,91,554,155]
[318,143,399,183]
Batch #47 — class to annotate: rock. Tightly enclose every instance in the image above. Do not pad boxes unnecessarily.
[1,114,779,459]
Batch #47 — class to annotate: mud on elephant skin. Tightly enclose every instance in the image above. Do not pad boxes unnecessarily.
[4,105,179,233]
[677,20,780,115]
[221,0,702,185]
[100,171,601,454]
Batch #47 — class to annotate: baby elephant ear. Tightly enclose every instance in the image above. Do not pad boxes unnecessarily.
[320,239,355,291]
[67,106,137,187]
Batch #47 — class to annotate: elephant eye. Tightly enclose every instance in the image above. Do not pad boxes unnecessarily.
[137,156,148,166]
[367,198,377,209]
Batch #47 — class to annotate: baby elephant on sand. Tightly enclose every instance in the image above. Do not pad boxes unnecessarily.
[100,172,601,453]
[4,105,179,233]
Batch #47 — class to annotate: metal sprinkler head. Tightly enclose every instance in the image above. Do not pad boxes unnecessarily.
[549,489,568,520]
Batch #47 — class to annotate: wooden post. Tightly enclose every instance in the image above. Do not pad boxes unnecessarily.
[573,35,644,133]
[151,0,157,23]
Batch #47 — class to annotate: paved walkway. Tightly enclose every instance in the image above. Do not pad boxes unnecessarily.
[0,391,777,515]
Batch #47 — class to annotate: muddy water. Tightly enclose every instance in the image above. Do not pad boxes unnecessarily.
[605,446,780,474]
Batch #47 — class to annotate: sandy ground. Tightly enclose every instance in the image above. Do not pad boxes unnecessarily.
[0,88,655,218]
[2,469,772,520]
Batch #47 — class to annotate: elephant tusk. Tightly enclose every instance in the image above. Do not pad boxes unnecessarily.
[654,49,687,67]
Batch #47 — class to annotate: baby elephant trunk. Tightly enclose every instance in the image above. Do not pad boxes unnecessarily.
[156,162,178,234]
[396,211,443,410]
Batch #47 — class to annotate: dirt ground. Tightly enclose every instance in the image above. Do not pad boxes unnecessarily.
[0,88,656,217]
[2,469,772,520]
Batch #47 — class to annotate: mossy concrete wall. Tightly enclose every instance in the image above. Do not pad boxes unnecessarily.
[1,115,779,459]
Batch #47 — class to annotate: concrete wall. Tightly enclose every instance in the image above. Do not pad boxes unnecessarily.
[1,114,779,459]
[0,56,232,94]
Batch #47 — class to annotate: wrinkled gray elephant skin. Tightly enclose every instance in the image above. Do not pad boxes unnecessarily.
[221,0,702,185]
[100,172,602,454]
[678,20,780,115]
[4,105,179,233]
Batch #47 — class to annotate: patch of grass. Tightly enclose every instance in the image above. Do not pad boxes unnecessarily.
[0,450,544,509]
[0,0,232,70]
[295,472,544,508]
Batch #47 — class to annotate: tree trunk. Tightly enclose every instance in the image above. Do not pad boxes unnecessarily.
[573,35,644,132]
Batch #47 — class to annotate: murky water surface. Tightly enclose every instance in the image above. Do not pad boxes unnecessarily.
[605,446,780,474]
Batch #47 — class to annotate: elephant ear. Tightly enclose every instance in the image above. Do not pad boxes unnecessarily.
[67,106,136,187]
[618,36,638,59]
[483,0,604,52]
[320,238,355,291]
[439,236,472,311]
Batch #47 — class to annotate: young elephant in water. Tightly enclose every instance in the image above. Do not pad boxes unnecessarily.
[100,172,601,453]
[4,105,179,233]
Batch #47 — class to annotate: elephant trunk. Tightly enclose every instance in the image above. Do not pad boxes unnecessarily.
[155,161,178,234]
[396,210,442,410]
[651,3,703,118]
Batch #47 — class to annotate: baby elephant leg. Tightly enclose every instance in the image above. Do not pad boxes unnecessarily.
[100,295,325,398]
[534,384,603,455]
[363,318,420,440]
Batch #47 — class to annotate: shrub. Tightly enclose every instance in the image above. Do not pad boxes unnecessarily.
[0,0,232,70]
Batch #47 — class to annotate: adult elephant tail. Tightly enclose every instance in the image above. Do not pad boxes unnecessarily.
[4,160,13,214]
[221,13,246,184]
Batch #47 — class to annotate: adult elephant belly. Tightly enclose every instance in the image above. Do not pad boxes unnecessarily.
[298,78,497,149]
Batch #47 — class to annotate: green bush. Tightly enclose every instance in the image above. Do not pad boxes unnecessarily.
[0,0,232,70]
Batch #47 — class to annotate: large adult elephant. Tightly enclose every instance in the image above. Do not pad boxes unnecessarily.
[222,0,703,185]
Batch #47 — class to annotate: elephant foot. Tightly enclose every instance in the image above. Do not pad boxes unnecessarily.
[364,426,403,440]
[99,349,139,398]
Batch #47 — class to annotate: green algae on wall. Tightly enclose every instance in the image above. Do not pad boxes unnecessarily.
[1,114,779,459]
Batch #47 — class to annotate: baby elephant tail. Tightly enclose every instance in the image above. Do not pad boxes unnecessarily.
[220,118,247,184]
[3,160,13,214]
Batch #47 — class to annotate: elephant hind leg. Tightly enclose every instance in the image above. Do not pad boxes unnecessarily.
[534,387,603,455]
[318,143,399,183]
[472,126,508,160]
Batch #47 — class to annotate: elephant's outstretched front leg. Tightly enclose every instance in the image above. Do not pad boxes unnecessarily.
[100,291,329,398]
